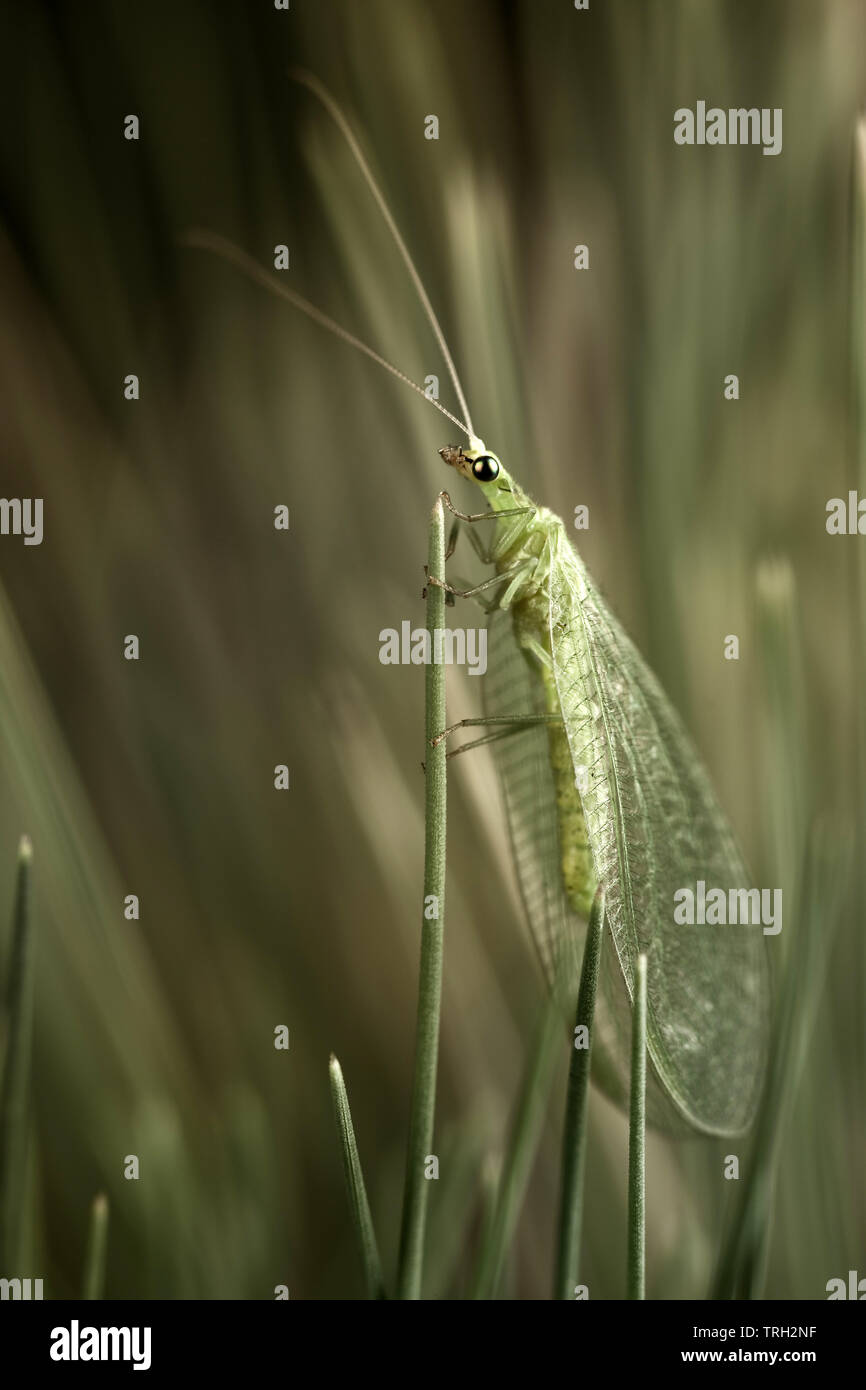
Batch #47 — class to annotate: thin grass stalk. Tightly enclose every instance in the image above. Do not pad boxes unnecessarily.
[472,992,562,1299]
[711,827,844,1299]
[397,497,447,1300]
[471,1154,499,1292]
[553,885,605,1299]
[0,835,34,1271]
[329,1055,386,1299]
[82,1192,109,1300]
[711,558,815,1298]
[851,117,866,1141]
[627,952,647,1300]
[852,116,866,549]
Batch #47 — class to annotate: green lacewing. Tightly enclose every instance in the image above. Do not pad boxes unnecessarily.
[187,74,769,1136]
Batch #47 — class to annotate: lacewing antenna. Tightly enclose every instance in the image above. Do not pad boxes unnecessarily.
[291,69,475,438]
[183,228,472,438]
[183,71,480,441]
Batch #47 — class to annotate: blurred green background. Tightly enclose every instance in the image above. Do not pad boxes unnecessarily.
[0,0,863,1298]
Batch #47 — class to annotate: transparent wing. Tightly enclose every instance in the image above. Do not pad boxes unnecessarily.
[549,531,770,1135]
[484,603,690,1130]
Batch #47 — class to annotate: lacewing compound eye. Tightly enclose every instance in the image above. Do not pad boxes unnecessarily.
[472,453,500,482]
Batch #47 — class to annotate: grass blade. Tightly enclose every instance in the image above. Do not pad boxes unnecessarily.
[851,119,866,1190]
[852,116,866,497]
[397,497,447,1300]
[472,994,562,1299]
[711,827,845,1299]
[0,835,34,1271]
[82,1192,109,1300]
[627,952,647,1300]
[711,558,828,1300]
[329,1055,386,1299]
[553,885,605,1299]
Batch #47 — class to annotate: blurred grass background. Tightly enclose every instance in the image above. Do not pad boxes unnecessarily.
[0,0,863,1297]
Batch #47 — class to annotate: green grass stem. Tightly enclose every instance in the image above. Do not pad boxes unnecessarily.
[851,118,866,1167]
[553,886,605,1299]
[329,1055,386,1299]
[0,835,34,1271]
[711,559,824,1299]
[627,952,647,1300]
[712,828,845,1299]
[397,497,447,1300]
[82,1192,109,1300]
[472,994,562,1299]
[852,117,866,490]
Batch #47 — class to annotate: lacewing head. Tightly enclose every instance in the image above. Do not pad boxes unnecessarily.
[439,441,502,484]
